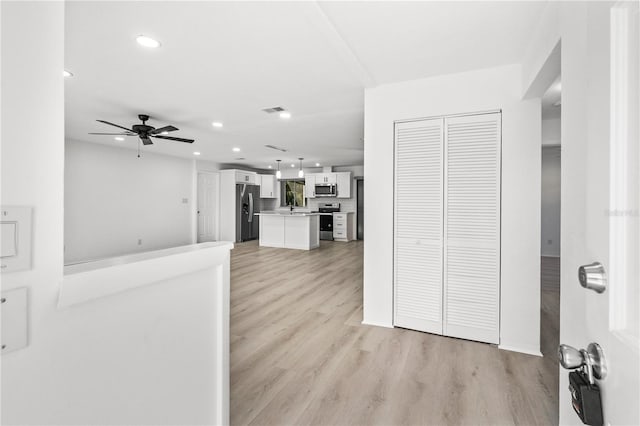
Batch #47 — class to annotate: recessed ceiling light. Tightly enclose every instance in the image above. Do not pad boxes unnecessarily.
[268,165,273,169]
[193,151,201,156]
[232,147,241,152]
[212,122,223,128]
[279,111,291,119]
[114,136,125,141]
[160,131,169,135]
[136,35,161,48]
[291,163,295,167]
[63,70,73,78]
[315,163,320,167]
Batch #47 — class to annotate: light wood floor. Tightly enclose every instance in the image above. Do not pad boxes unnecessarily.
[230,240,559,425]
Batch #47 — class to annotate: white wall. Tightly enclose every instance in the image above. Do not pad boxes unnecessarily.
[363,64,542,355]
[542,117,561,145]
[2,4,227,424]
[64,140,195,263]
[541,145,561,257]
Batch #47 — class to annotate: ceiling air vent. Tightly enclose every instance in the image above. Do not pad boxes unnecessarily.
[264,144,287,152]
[262,106,285,114]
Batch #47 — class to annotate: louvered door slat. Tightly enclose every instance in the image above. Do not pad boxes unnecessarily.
[444,113,501,344]
[394,119,443,334]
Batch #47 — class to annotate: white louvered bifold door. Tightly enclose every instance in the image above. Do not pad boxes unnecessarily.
[394,118,443,334]
[444,113,501,344]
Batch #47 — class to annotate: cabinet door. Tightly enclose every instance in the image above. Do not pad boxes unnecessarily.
[444,113,501,344]
[394,118,444,335]
[336,172,351,198]
[305,175,315,198]
[259,175,275,198]
[315,173,336,184]
[235,171,256,184]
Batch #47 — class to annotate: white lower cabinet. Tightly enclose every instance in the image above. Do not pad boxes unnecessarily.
[333,212,354,241]
[394,112,501,345]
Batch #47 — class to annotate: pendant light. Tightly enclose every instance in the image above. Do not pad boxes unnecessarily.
[275,159,282,179]
[298,158,304,178]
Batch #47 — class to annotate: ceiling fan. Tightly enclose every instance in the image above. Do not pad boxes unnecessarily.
[89,114,194,145]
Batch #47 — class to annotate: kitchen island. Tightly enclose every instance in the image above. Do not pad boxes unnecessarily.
[257,211,321,250]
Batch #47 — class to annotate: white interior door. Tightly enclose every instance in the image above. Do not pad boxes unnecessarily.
[197,172,218,242]
[444,113,501,344]
[394,118,444,334]
[560,2,639,424]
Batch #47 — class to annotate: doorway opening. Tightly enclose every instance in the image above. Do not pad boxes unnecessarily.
[540,75,561,375]
[356,178,364,240]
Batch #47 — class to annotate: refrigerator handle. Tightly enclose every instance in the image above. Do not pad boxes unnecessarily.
[248,192,254,223]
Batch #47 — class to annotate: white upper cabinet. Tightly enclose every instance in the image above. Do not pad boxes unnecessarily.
[336,172,351,198]
[315,173,337,184]
[235,170,257,185]
[259,174,276,198]
[305,175,316,198]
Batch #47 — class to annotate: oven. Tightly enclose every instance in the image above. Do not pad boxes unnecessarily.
[318,203,340,240]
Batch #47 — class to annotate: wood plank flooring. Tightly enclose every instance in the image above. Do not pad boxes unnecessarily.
[230,240,559,425]
[541,256,560,291]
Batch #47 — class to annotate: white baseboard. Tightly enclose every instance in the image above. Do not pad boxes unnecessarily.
[498,344,543,357]
[361,320,394,329]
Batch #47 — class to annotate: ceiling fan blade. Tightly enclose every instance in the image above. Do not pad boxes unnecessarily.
[153,135,195,143]
[96,119,136,133]
[88,132,136,136]
[150,125,179,135]
[140,136,154,145]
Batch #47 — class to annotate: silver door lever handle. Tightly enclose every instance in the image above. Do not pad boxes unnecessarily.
[558,343,607,381]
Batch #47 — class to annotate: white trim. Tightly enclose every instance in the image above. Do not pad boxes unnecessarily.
[498,344,543,357]
[361,320,394,329]
[394,109,501,125]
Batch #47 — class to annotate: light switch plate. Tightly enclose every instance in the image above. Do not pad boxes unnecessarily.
[1,206,32,273]
[1,288,28,354]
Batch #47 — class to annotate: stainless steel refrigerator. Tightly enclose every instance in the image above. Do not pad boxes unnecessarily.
[236,184,260,242]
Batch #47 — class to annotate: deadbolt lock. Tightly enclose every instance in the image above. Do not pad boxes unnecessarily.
[578,262,607,293]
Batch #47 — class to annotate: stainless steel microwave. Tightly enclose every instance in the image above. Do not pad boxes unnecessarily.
[314,183,337,197]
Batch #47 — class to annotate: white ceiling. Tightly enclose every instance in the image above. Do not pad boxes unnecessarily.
[65,1,548,169]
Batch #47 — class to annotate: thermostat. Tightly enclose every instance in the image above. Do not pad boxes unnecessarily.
[1,207,32,273]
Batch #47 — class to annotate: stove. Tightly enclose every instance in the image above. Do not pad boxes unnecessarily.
[318,203,340,241]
